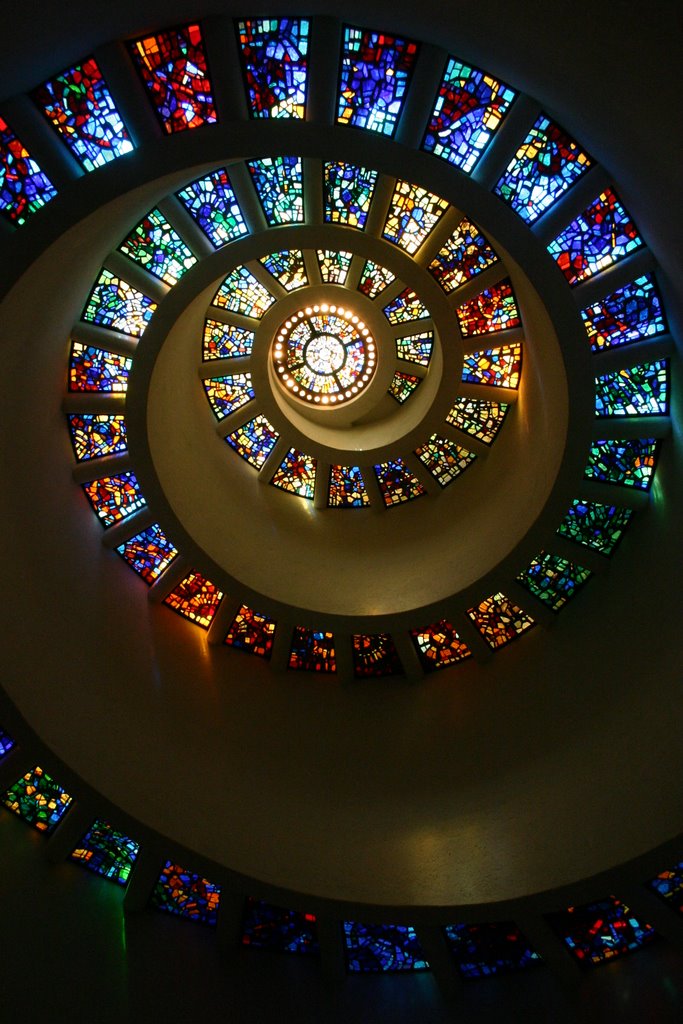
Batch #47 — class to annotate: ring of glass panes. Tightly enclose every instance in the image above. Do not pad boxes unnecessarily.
[273,305,376,404]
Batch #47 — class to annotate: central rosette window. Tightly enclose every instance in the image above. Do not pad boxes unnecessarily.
[272,304,377,405]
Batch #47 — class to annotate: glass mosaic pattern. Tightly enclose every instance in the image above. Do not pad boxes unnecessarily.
[68,413,127,461]
[462,343,522,389]
[241,898,319,954]
[517,551,592,612]
[594,360,669,417]
[649,862,683,914]
[203,374,255,419]
[343,922,429,973]
[415,434,476,487]
[71,819,140,886]
[68,341,132,393]
[383,181,449,254]
[546,897,656,967]
[118,207,196,285]
[374,459,426,507]
[396,332,433,366]
[82,269,156,337]
[226,414,279,469]
[151,861,221,925]
[383,288,429,324]
[352,634,403,677]
[328,465,370,508]
[494,115,591,222]
[337,27,418,136]
[446,396,509,445]
[0,727,16,760]
[3,766,72,832]
[388,371,421,404]
[324,162,377,229]
[271,448,316,499]
[358,259,395,298]
[584,438,658,490]
[225,605,276,659]
[128,24,216,133]
[163,571,223,628]
[581,274,666,352]
[212,266,275,318]
[248,155,303,225]
[238,18,310,119]
[0,114,57,225]
[116,523,179,585]
[428,218,498,292]
[467,592,535,649]
[82,472,146,528]
[202,319,254,360]
[176,169,248,247]
[411,620,471,672]
[33,58,133,171]
[557,499,633,557]
[317,249,353,285]
[456,279,520,336]
[259,249,308,291]
[423,57,516,173]
[444,922,541,979]
[288,627,336,673]
[547,188,643,286]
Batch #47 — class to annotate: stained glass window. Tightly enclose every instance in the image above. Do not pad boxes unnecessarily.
[337,27,418,136]
[546,897,656,967]
[467,592,535,649]
[352,634,403,677]
[212,266,275,318]
[343,922,429,972]
[547,189,643,286]
[649,862,683,914]
[118,207,196,286]
[0,115,57,226]
[82,471,146,528]
[33,58,133,171]
[388,371,421,404]
[202,374,255,419]
[69,341,132,392]
[176,169,248,248]
[396,331,433,366]
[446,396,509,444]
[68,413,127,461]
[317,249,353,285]
[428,218,498,292]
[415,434,476,487]
[358,259,395,298]
[423,57,516,173]
[288,627,336,672]
[82,269,156,337]
[163,571,223,628]
[456,279,520,337]
[271,449,316,499]
[382,181,449,254]
[585,438,658,490]
[226,414,279,469]
[581,274,666,352]
[202,319,254,360]
[237,18,310,119]
[410,619,471,672]
[557,499,633,557]
[444,922,541,978]
[241,898,319,954]
[259,249,308,291]
[128,24,216,134]
[248,156,303,225]
[462,344,522,389]
[594,360,669,417]
[0,727,15,760]
[116,523,179,584]
[374,459,426,507]
[71,819,140,886]
[383,288,429,325]
[151,861,221,925]
[225,605,276,659]
[3,765,72,832]
[328,465,370,508]
[517,551,592,612]
[494,115,592,223]
[324,162,377,229]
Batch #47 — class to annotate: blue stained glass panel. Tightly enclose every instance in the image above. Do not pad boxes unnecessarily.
[594,360,669,417]
[176,169,248,248]
[118,207,196,286]
[0,727,16,760]
[581,275,667,352]
[0,115,57,225]
[241,898,320,954]
[444,922,541,978]
[343,922,429,972]
[324,162,378,229]
[71,819,140,886]
[248,155,303,225]
[238,18,310,119]
[82,269,156,337]
[547,188,643,286]
[116,523,179,584]
[337,27,419,137]
[585,438,658,490]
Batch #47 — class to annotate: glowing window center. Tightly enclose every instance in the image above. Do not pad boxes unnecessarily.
[305,334,346,374]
